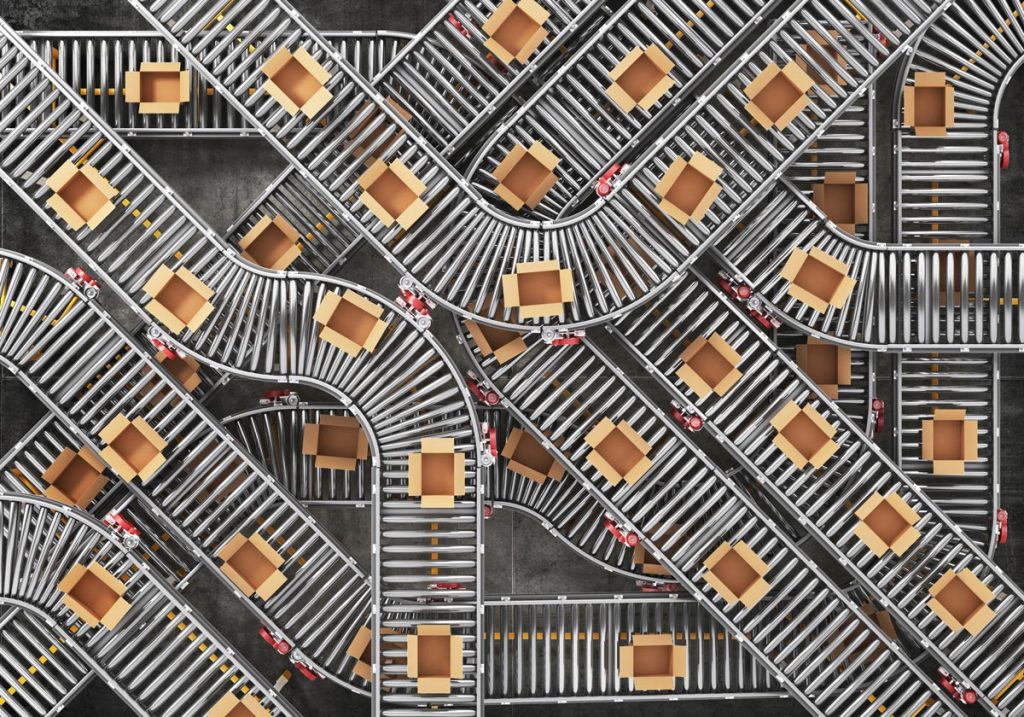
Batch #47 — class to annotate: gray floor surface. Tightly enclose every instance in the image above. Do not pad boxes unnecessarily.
[2,1,1024,716]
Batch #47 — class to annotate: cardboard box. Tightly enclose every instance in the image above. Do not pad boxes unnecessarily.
[314,289,389,357]
[780,245,857,313]
[654,152,722,224]
[156,350,202,393]
[142,265,215,335]
[45,161,118,231]
[207,693,273,717]
[408,437,466,508]
[98,413,167,482]
[261,46,333,118]
[239,214,302,270]
[904,71,954,137]
[584,417,652,487]
[618,633,686,690]
[302,415,369,471]
[830,602,898,663]
[217,532,287,601]
[770,401,838,469]
[853,491,921,557]
[606,45,676,113]
[41,446,108,509]
[921,408,978,475]
[357,159,428,230]
[794,337,851,399]
[348,97,413,164]
[501,260,574,319]
[927,569,995,635]
[464,319,527,364]
[407,624,464,694]
[501,427,564,484]
[482,0,550,65]
[812,172,868,234]
[796,30,847,96]
[492,142,560,211]
[632,524,686,577]
[124,61,189,114]
[702,540,771,609]
[57,561,131,629]
[743,60,815,131]
[346,625,401,682]
[675,332,742,399]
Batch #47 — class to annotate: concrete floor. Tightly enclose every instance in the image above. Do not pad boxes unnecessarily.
[3,1,1024,716]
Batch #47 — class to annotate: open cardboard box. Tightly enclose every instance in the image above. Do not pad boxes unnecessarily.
[464,318,527,364]
[501,260,574,319]
[45,161,118,231]
[702,540,771,609]
[655,152,722,224]
[675,332,742,399]
[606,45,676,113]
[795,337,851,399]
[744,60,814,131]
[58,561,131,629]
[921,408,978,475]
[261,46,333,118]
[780,245,857,313]
[98,413,167,482]
[407,624,464,694]
[217,532,287,601]
[302,414,369,471]
[904,71,954,137]
[493,141,560,211]
[348,97,412,164]
[632,524,685,576]
[813,172,868,234]
[314,289,389,357]
[853,491,921,557]
[125,62,190,114]
[239,214,302,270]
[501,427,564,484]
[357,159,428,229]
[207,693,273,717]
[42,446,108,509]
[346,625,402,682]
[618,634,686,691]
[928,568,995,635]
[770,401,838,470]
[796,30,847,96]
[156,350,202,393]
[482,0,550,65]
[584,417,652,487]
[408,437,466,508]
[142,265,215,335]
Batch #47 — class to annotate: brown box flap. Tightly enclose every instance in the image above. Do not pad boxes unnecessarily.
[501,427,565,483]
[207,693,273,717]
[743,60,814,131]
[493,142,561,211]
[156,350,202,392]
[358,159,429,229]
[58,561,131,629]
[239,214,302,270]
[702,541,771,608]
[812,172,869,233]
[142,265,215,334]
[618,635,686,690]
[853,491,921,557]
[482,0,551,65]
[408,437,467,508]
[675,332,742,398]
[98,413,167,482]
[780,246,856,313]
[904,72,954,137]
[655,153,723,224]
[45,162,118,231]
[584,417,652,486]
[794,337,851,399]
[42,446,108,508]
[407,625,463,694]
[464,319,527,365]
[606,45,676,113]
[927,569,995,635]
[500,260,574,319]
[314,289,390,357]
[217,532,287,600]
[261,46,333,118]
[302,414,369,471]
[770,401,838,469]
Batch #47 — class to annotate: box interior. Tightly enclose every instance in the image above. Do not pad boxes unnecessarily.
[937,575,983,625]
[803,343,839,384]
[59,171,108,222]
[272,56,323,108]
[366,167,418,219]
[596,427,644,477]
[111,424,160,474]
[933,420,965,460]
[490,6,541,56]
[794,254,844,303]
[161,354,198,384]
[711,548,759,597]
[664,164,713,215]
[631,644,672,678]
[510,431,556,475]
[69,569,120,619]
[327,298,378,346]
[52,455,105,503]
[417,635,452,678]
[319,423,361,461]
[780,411,831,461]
[140,71,182,103]
[501,152,552,203]
[517,269,564,306]
[864,500,910,545]
[227,541,278,588]
[245,222,295,267]
[225,703,258,717]
[476,322,521,351]
[156,275,208,324]
[914,86,947,127]
[686,341,734,388]
[821,183,857,225]
[754,73,803,123]
[616,53,665,104]
[421,453,456,496]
